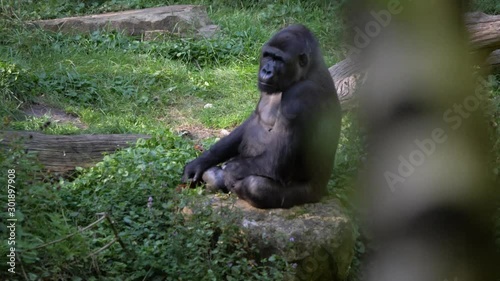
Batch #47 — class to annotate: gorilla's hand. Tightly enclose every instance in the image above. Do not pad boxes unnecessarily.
[181,158,211,183]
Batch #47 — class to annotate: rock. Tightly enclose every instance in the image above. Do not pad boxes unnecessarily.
[177,129,194,139]
[29,5,219,39]
[203,195,356,281]
[203,103,213,109]
[142,30,177,41]
[132,25,220,41]
[197,24,220,38]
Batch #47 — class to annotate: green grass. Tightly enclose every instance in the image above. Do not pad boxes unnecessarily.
[0,0,346,136]
[472,0,500,14]
[0,0,499,280]
[0,1,353,279]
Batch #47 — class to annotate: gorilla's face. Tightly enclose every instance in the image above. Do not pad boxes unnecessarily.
[258,29,310,93]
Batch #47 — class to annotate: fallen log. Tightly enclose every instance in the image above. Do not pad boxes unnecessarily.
[0,131,149,174]
[466,12,500,51]
[330,12,500,110]
[487,49,500,68]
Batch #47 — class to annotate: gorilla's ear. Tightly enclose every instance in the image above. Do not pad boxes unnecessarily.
[299,53,308,67]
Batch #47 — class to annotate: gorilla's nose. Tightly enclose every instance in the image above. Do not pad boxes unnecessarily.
[259,62,275,81]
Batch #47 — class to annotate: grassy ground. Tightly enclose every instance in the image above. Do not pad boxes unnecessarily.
[0,0,346,137]
[0,1,357,280]
[0,0,499,280]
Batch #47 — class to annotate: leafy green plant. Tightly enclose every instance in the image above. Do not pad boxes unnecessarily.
[0,139,93,280]
[9,116,81,134]
[0,61,38,119]
[0,61,36,102]
[165,37,245,66]
[0,61,21,96]
[0,131,291,280]
[35,71,101,105]
[57,132,291,280]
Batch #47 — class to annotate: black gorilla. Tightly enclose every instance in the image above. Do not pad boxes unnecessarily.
[182,25,341,208]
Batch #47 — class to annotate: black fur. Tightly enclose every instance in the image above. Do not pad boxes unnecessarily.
[182,25,341,208]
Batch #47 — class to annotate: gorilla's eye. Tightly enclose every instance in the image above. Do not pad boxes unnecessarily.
[263,51,283,62]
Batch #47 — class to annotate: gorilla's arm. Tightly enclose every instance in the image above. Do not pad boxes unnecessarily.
[181,114,255,182]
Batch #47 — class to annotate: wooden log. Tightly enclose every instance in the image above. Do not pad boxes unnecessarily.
[0,131,150,174]
[465,12,500,51]
[329,57,362,112]
[487,49,500,69]
[330,12,500,110]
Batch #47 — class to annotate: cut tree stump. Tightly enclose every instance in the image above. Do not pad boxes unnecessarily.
[329,12,500,111]
[0,131,150,174]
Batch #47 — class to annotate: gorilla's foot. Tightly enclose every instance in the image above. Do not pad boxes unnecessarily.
[232,176,319,209]
[202,166,228,193]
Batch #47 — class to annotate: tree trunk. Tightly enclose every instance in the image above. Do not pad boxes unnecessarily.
[330,12,500,110]
[0,131,149,174]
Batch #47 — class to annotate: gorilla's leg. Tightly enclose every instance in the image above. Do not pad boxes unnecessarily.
[231,176,319,209]
[202,166,228,193]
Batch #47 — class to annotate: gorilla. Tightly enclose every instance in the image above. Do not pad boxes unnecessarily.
[181,24,341,208]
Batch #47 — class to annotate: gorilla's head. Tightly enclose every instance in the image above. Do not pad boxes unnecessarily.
[257,25,321,93]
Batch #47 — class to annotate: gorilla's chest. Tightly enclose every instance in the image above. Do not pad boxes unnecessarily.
[239,93,283,156]
[256,93,282,130]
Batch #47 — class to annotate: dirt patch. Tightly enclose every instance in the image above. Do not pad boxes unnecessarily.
[161,106,232,141]
[22,103,88,129]
[176,124,230,140]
